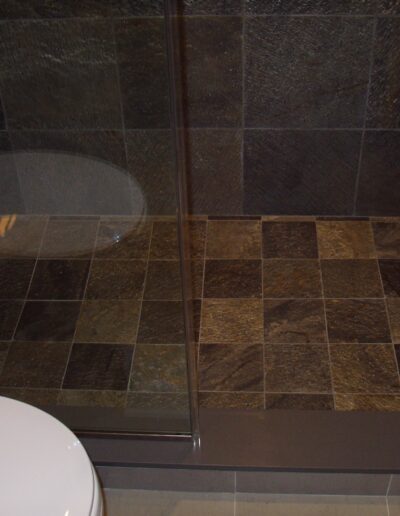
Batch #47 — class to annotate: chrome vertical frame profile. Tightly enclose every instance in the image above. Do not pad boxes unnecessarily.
[164,0,200,444]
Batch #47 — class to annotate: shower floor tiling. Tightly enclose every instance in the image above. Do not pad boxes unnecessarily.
[0,215,400,415]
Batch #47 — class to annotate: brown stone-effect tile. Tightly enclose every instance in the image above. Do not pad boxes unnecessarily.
[40,217,98,259]
[379,260,400,297]
[0,259,35,299]
[262,221,318,259]
[0,388,59,406]
[263,260,322,298]
[130,345,187,393]
[191,261,204,299]
[192,299,202,343]
[264,394,334,410]
[144,261,182,300]
[58,390,126,408]
[189,220,206,260]
[387,298,400,341]
[28,260,90,300]
[75,300,141,344]
[206,220,261,259]
[373,222,400,258]
[0,342,70,388]
[149,221,179,260]
[325,299,391,343]
[137,301,185,344]
[321,260,383,298]
[0,301,23,340]
[85,260,146,300]
[0,216,47,259]
[95,218,151,260]
[204,260,262,298]
[335,394,400,412]
[331,344,400,393]
[63,343,134,390]
[317,221,376,259]
[264,344,332,394]
[0,342,9,375]
[126,392,189,412]
[199,344,263,392]
[201,299,264,344]
[264,299,326,343]
[199,392,264,409]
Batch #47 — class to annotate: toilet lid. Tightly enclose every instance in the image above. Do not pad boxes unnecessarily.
[0,396,94,516]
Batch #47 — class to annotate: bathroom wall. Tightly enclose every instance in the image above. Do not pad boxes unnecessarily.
[0,1,399,216]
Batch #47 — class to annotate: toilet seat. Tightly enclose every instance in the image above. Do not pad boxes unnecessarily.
[0,396,102,516]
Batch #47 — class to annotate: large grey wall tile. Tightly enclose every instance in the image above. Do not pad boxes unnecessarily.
[126,130,176,215]
[244,130,361,215]
[0,20,121,129]
[0,0,113,18]
[356,131,400,216]
[115,18,169,129]
[245,17,373,128]
[367,18,400,128]
[187,130,242,215]
[245,0,400,15]
[0,132,24,214]
[182,17,242,127]
[180,1,242,15]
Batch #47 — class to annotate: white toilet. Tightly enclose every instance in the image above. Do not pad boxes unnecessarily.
[0,396,103,515]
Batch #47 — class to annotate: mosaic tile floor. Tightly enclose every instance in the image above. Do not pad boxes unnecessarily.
[0,215,400,416]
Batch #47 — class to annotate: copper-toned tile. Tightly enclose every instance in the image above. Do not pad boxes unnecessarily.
[321,260,383,298]
[264,394,334,410]
[199,391,264,409]
[40,217,98,259]
[204,260,262,298]
[201,299,264,344]
[263,259,321,298]
[144,261,182,300]
[137,301,185,344]
[58,389,126,408]
[330,344,400,393]
[75,300,141,344]
[379,260,400,297]
[264,344,332,393]
[264,299,326,343]
[387,298,400,341]
[95,218,151,259]
[189,220,206,259]
[262,221,318,259]
[191,261,204,299]
[335,394,400,412]
[85,260,146,300]
[192,299,202,343]
[130,345,187,392]
[372,222,400,258]
[149,221,179,260]
[199,343,263,392]
[206,220,261,259]
[325,299,391,343]
[317,221,376,259]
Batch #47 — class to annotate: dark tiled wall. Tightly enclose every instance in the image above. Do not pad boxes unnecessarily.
[0,1,399,216]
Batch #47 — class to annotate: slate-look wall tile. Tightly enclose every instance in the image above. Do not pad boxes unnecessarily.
[245,0,400,15]
[245,17,373,128]
[244,131,361,215]
[0,132,24,214]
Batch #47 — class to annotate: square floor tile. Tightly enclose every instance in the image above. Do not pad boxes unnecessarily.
[0,342,9,375]
[95,218,151,259]
[0,301,23,340]
[85,260,146,300]
[264,394,334,410]
[63,343,134,390]
[126,392,189,412]
[199,343,263,392]
[28,260,90,300]
[40,217,98,259]
[189,220,206,259]
[335,394,400,411]
[204,260,262,298]
[201,299,264,344]
[264,300,326,343]
[317,221,376,259]
[264,344,331,393]
[0,216,47,258]
[75,300,141,344]
[149,221,179,260]
[206,221,261,259]
[262,222,318,259]
[379,260,400,297]
[191,261,204,299]
[372,222,400,258]
[0,387,59,406]
[137,301,185,344]
[321,260,383,298]
[263,260,321,298]
[144,261,182,300]
[325,299,391,343]
[0,259,35,299]
[330,344,400,393]
[199,391,264,409]
[130,345,187,392]
[0,342,70,388]
[58,389,127,408]
[388,299,400,341]
[15,301,81,342]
